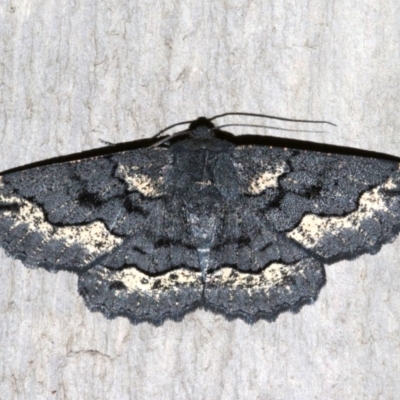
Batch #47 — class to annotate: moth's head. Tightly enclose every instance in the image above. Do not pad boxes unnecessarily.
[151,116,219,147]
[188,117,215,139]
[190,126,214,138]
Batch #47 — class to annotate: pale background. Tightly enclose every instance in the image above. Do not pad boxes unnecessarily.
[1,1,400,399]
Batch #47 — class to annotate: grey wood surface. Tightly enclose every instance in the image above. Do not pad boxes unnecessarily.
[1,1,400,399]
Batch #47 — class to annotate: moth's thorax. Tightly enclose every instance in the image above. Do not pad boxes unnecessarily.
[171,136,234,152]
[169,137,238,202]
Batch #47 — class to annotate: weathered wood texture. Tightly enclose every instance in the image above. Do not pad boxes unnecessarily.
[1,1,400,399]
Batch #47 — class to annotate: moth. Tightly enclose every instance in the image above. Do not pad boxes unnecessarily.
[1,115,400,324]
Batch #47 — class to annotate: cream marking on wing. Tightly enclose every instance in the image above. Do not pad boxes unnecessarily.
[208,262,302,293]
[0,193,122,256]
[288,175,398,249]
[117,165,164,197]
[99,267,202,297]
[383,177,397,190]
[248,164,286,194]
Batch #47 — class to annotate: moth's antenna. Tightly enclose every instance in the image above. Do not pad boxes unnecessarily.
[211,123,325,134]
[151,113,335,141]
[150,129,192,147]
[209,112,336,126]
[152,120,194,139]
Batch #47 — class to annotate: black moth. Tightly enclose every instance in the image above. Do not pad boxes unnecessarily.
[1,116,400,324]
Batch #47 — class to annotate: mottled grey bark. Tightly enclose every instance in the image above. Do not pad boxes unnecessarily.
[0,1,399,399]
